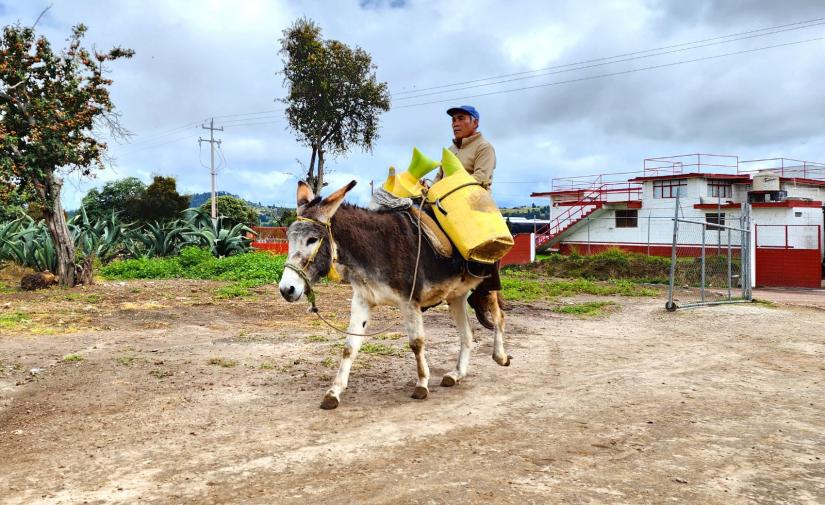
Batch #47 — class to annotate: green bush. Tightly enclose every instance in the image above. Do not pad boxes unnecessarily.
[101,248,285,285]
[100,256,183,279]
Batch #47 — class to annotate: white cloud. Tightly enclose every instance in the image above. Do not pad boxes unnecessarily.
[4,0,825,211]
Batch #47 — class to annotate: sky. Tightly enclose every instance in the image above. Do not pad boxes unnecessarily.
[3,0,825,209]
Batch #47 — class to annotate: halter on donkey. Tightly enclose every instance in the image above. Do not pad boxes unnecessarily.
[279,180,511,410]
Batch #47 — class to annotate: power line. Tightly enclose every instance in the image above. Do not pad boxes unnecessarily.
[392,34,825,110]
[390,16,825,97]
[392,20,825,102]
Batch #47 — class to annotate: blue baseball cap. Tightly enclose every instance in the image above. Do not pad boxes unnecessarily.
[446,105,479,121]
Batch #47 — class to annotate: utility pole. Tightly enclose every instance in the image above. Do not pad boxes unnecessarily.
[198,118,223,226]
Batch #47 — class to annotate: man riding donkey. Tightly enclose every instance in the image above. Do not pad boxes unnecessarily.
[434,105,503,326]
[279,104,513,409]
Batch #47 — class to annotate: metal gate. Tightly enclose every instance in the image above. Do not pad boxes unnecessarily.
[666,195,753,310]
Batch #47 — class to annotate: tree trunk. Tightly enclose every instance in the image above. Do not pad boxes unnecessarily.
[40,175,78,287]
[307,146,318,192]
[315,148,325,196]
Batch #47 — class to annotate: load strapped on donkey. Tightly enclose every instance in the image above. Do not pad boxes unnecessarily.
[279,148,514,409]
[381,147,514,264]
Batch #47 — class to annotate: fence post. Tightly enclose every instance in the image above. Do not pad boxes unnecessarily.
[667,193,681,310]
[727,227,732,300]
[701,224,706,303]
[587,216,591,255]
[647,212,652,256]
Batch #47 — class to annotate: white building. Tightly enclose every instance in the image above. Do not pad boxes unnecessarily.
[532,155,824,288]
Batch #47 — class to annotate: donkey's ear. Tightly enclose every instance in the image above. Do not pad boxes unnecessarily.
[296,181,315,211]
[318,180,357,221]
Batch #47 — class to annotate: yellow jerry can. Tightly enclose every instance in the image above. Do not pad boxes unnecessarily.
[427,148,514,263]
[381,147,440,198]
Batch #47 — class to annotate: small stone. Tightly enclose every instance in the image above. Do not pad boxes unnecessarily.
[29,368,44,376]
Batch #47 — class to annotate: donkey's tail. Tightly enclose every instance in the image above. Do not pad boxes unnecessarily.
[468,290,501,330]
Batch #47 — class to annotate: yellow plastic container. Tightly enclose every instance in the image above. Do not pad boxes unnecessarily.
[381,147,440,198]
[427,148,514,263]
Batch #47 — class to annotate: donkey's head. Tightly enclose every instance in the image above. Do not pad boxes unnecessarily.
[279,180,357,302]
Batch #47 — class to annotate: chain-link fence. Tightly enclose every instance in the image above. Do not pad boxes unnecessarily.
[665,195,752,310]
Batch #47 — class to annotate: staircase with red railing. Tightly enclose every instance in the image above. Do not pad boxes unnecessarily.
[534,182,641,251]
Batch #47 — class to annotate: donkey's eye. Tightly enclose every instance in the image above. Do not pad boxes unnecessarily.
[306,237,318,246]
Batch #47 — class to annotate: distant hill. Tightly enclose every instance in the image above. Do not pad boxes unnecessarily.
[189,192,293,225]
[189,191,236,209]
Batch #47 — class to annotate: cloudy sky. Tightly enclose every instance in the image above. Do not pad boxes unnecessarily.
[3,0,825,209]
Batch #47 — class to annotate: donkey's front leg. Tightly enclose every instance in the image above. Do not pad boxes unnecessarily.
[321,292,371,410]
[404,306,430,400]
[441,294,473,387]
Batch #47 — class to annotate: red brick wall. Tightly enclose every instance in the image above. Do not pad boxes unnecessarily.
[500,234,534,266]
[756,248,822,288]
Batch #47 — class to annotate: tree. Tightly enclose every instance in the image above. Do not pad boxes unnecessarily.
[130,176,190,223]
[198,195,257,227]
[0,21,133,286]
[279,18,390,195]
[81,177,146,222]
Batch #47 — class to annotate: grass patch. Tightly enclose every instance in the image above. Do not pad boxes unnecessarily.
[259,361,275,370]
[551,301,617,317]
[305,334,327,342]
[149,369,173,379]
[360,342,403,356]
[375,332,403,340]
[501,271,657,302]
[101,247,286,286]
[321,356,336,368]
[215,281,255,299]
[0,282,16,294]
[63,354,83,362]
[208,357,237,368]
[0,312,30,329]
[117,355,135,366]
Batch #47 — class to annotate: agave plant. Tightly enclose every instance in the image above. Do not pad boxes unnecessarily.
[125,219,188,258]
[68,207,134,263]
[0,216,57,272]
[180,208,254,257]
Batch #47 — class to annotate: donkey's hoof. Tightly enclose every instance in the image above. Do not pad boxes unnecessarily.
[440,374,458,387]
[320,392,340,410]
[493,353,512,367]
[411,386,429,400]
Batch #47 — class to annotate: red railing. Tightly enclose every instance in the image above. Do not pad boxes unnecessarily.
[643,153,739,177]
[534,182,641,249]
[738,158,825,182]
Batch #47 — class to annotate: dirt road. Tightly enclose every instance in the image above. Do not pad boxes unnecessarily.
[1,280,823,504]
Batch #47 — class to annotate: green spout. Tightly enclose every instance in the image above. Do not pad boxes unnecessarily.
[407,147,440,178]
[441,148,465,176]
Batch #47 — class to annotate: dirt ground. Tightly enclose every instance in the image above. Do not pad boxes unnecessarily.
[1,278,824,505]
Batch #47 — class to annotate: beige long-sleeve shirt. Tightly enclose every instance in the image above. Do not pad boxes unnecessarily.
[434,132,496,189]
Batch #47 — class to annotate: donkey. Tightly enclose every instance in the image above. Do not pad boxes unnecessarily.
[279,180,510,409]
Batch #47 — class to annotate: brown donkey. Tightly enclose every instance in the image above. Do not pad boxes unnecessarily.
[279,181,511,409]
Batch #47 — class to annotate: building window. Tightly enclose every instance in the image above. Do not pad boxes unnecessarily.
[707,181,732,198]
[705,213,725,231]
[653,179,687,198]
[615,210,638,228]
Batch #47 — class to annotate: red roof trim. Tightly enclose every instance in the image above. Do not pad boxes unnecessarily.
[751,200,822,208]
[693,203,742,209]
[779,177,825,187]
[628,172,751,183]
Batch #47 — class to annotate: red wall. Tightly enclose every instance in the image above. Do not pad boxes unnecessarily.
[500,234,534,266]
[756,248,822,288]
[251,242,289,253]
